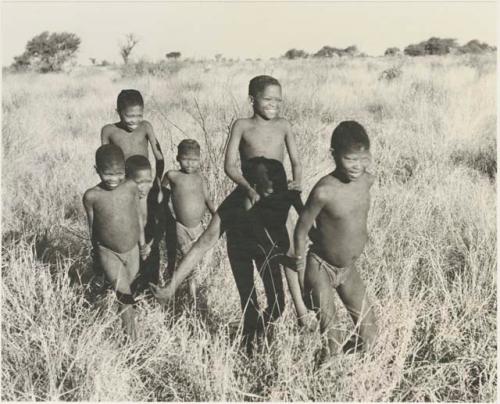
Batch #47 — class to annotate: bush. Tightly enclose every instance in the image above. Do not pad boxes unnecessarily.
[458,40,496,54]
[313,45,359,58]
[283,48,308,59]
[166,52,181,59]
[404,37,457,56]
[384,47,401,56]
[11,31,81,73]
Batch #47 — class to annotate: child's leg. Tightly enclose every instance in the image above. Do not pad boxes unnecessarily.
[255,255,285,325]
[227,239,261,341]
[304,254,342,357]
[336,267,377,350]
[97,246,138,341]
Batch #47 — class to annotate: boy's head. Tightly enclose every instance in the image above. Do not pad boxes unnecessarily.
[125,155,153,198]
[248,75,282,120]
[245,157,287,196]
[95,144,126,190]
[116,89,144,132]
[330,121,371,181]
[177,139,201,174]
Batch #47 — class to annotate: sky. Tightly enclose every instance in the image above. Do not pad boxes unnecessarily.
[1,1,497,65]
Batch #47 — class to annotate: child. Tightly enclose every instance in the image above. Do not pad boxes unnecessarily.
[291,121,378,366]
[125,155,164,293]
[151,157,306,352]
[101,89,165,182]
[162,139,216,299]
[83,144,148,341]
[222,75,307,337]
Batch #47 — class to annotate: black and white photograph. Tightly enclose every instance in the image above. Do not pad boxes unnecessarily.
[1,0,496,401]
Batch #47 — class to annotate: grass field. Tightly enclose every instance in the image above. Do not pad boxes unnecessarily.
[2,54,496,401]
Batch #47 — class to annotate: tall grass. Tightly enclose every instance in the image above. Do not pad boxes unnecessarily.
[2,54,496,401]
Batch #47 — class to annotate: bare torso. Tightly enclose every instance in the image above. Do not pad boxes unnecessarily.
[103,122,149,160]
[238,117,287,165]
[313,172,374,268]
[88,180,141,252]
[167,171,206,228]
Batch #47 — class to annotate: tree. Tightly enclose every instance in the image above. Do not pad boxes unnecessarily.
[284,48,308,59]
[458,39,495,54]
[384,47,401,56]
[119,33,139,64]
[166,52,181,59]
[404,37,457,56]
[313,45,358,58]
[11,31,81,72]
[89,57,96,65]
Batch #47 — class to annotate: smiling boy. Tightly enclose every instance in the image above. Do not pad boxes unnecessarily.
[291,121,378,366]
[83,144,147,341]
[101,89,165,181]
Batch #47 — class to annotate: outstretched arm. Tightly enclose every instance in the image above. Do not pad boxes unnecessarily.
[145,121,165,180]
[150,213,224,304]
[284,122,302,191]
[224,120,259,205]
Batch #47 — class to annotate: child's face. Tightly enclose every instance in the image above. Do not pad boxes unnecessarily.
[118,104,144,132]
[251,85,282,120]
[335,147,371,181]
[97,163,125,190]
[177,152,201,174]
[131,169,153,198]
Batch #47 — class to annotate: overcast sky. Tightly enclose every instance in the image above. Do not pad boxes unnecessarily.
[1,1,496,65]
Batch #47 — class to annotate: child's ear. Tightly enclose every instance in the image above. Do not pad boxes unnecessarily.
[94,165,99,174]
[248,95,255,105]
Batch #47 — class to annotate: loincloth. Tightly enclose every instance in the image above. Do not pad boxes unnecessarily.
[308,249,350,288]
[176,221,204,258]
[94,243,139,284]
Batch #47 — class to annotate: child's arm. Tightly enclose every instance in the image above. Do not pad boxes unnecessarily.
[144,121,165,180]
[82,190,95,245]
[284,121,303,191]
[293,186,327,269]
[224,120,260,204]
[203,178,216,215]
[100,125,111,145]
[290,190,304,215]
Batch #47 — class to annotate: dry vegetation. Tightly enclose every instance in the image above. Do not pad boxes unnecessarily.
[2,54,496,401]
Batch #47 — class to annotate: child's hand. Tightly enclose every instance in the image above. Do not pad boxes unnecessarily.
[156,178,164,204]
[288,180,302,192]
[140,239,153,260]
[247,187,260,206]
[149,282,175,304]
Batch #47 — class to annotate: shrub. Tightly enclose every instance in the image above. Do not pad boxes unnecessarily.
[284,48,308,59]
[404,37,457,56]
[458,40,496,54]
[11,31,81,73]
[384,47,401,56]
[166,52,181,59]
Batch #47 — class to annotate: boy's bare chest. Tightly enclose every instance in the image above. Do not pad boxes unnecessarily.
[172,175,203,195]
[324,184,370,220]
[110,129,147,150]
[95,188,135,216]
[240,129,285,159]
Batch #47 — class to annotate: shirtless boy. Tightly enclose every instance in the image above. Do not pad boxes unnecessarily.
[83,144,147,341]
[291,121,378,366]
[162,139,216,298]
[151,76,309,348]
[101,89,165,182]
[125,155,164,293]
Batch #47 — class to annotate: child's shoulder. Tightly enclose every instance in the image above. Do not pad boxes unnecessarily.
[101,122,118,134]
[311,174,340,198]
[232,117,254,131]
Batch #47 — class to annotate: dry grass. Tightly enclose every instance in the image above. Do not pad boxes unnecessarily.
[2,54,496,401]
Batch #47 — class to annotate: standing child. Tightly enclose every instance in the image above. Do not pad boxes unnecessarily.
[291,121,378,366]
[162,139,216,300]
[83,144,148,341]
[125,155,164,293]
[101,89,165,182]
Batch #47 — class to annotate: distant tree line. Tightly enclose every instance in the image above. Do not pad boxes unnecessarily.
[284,38,495,59]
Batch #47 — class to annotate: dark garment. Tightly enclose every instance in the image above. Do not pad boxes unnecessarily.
[217,157,301,342]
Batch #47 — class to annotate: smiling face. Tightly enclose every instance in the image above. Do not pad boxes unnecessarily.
[130,168,153,198]
[177,152,201,174]
[118,104,144,132]
[251,84,282,120]
[97,162,126,190]
[334,147,372,182]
